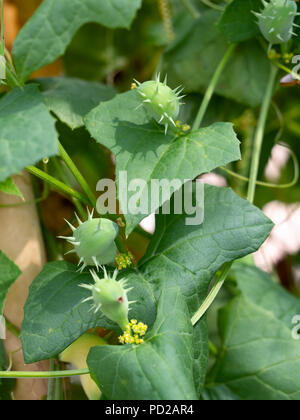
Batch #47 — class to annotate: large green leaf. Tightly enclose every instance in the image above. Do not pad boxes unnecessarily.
[88,288,198,400]
[207,265,300,400]
[161,10,270,107]
[0,84,58,182]
[139,185,273,314]
[20,262,156,364]
[85,90,241,235]
[136,184,272,393]
[13,0,142,82]
[36,77,116,130]
[218,0,261,42]
[0,250,21,314]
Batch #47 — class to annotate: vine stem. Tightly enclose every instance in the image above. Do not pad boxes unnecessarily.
[0,368,90,379]
[26,166,90,205]
[58,141,97,208]
[247,65,278,203]
[180,0,200,18]
[192,44,236,131]
[191,63,278,327]
[191,262,232,326]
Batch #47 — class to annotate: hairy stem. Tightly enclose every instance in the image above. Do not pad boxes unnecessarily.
[26,166,90,205]
[192,44,236,130]
[191,262,232,326]
[158,0,175,43]
[180,0,200,18]
[247,65,278,203]
[0,369,90,379]
[58,141,97,208]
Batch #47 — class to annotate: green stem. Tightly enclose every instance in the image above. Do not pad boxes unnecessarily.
[192,44,236,131]
[221,144,299,189]
[180,0,200,18]
[191,262,232,326]
[73,198,88,220]
[5,319,20,337]
[247,65,278,204]
[0,368,90,379]
[58,141,97,207]
[191,64,278,327]
[26,166,90,205]
[47,359,57,401]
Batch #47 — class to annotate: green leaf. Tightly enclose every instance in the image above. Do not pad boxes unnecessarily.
[88,288,198,400]
[202,384,241,400]
[139,185,273,314]
[208,264,300,400]
[0,177,24,199]
[36,77,116,130]
[85,90,241,235]
[12,0,142,82]
[0,250,21,314]
[218,0,261,42]
[137,184,273,394]
[20,261,156,364]
[162,10,270,107]
[0,84,58,183]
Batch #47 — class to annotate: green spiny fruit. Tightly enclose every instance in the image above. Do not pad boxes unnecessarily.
[80,268,135,331]
[59,209,119,272]
[135,74,185,134]
[254,0,299,45]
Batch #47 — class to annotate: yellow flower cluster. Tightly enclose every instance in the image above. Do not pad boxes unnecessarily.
[115,253,133,271]
[119,319,148,345]
[175,120,191,136]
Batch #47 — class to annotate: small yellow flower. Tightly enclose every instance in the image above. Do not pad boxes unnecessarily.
[116,252,134,270]
[118,320,148,345]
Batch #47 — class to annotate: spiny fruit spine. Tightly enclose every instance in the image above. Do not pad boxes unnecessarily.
[253,0,300,45]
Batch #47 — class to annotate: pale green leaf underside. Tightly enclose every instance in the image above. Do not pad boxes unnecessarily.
[0,250,21,314]
[0,84,58,182]
[208,265,300,400]
[88,288,198,400]
[36,77,116,130]
[85,90,241,235]
[13,0,142,82]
